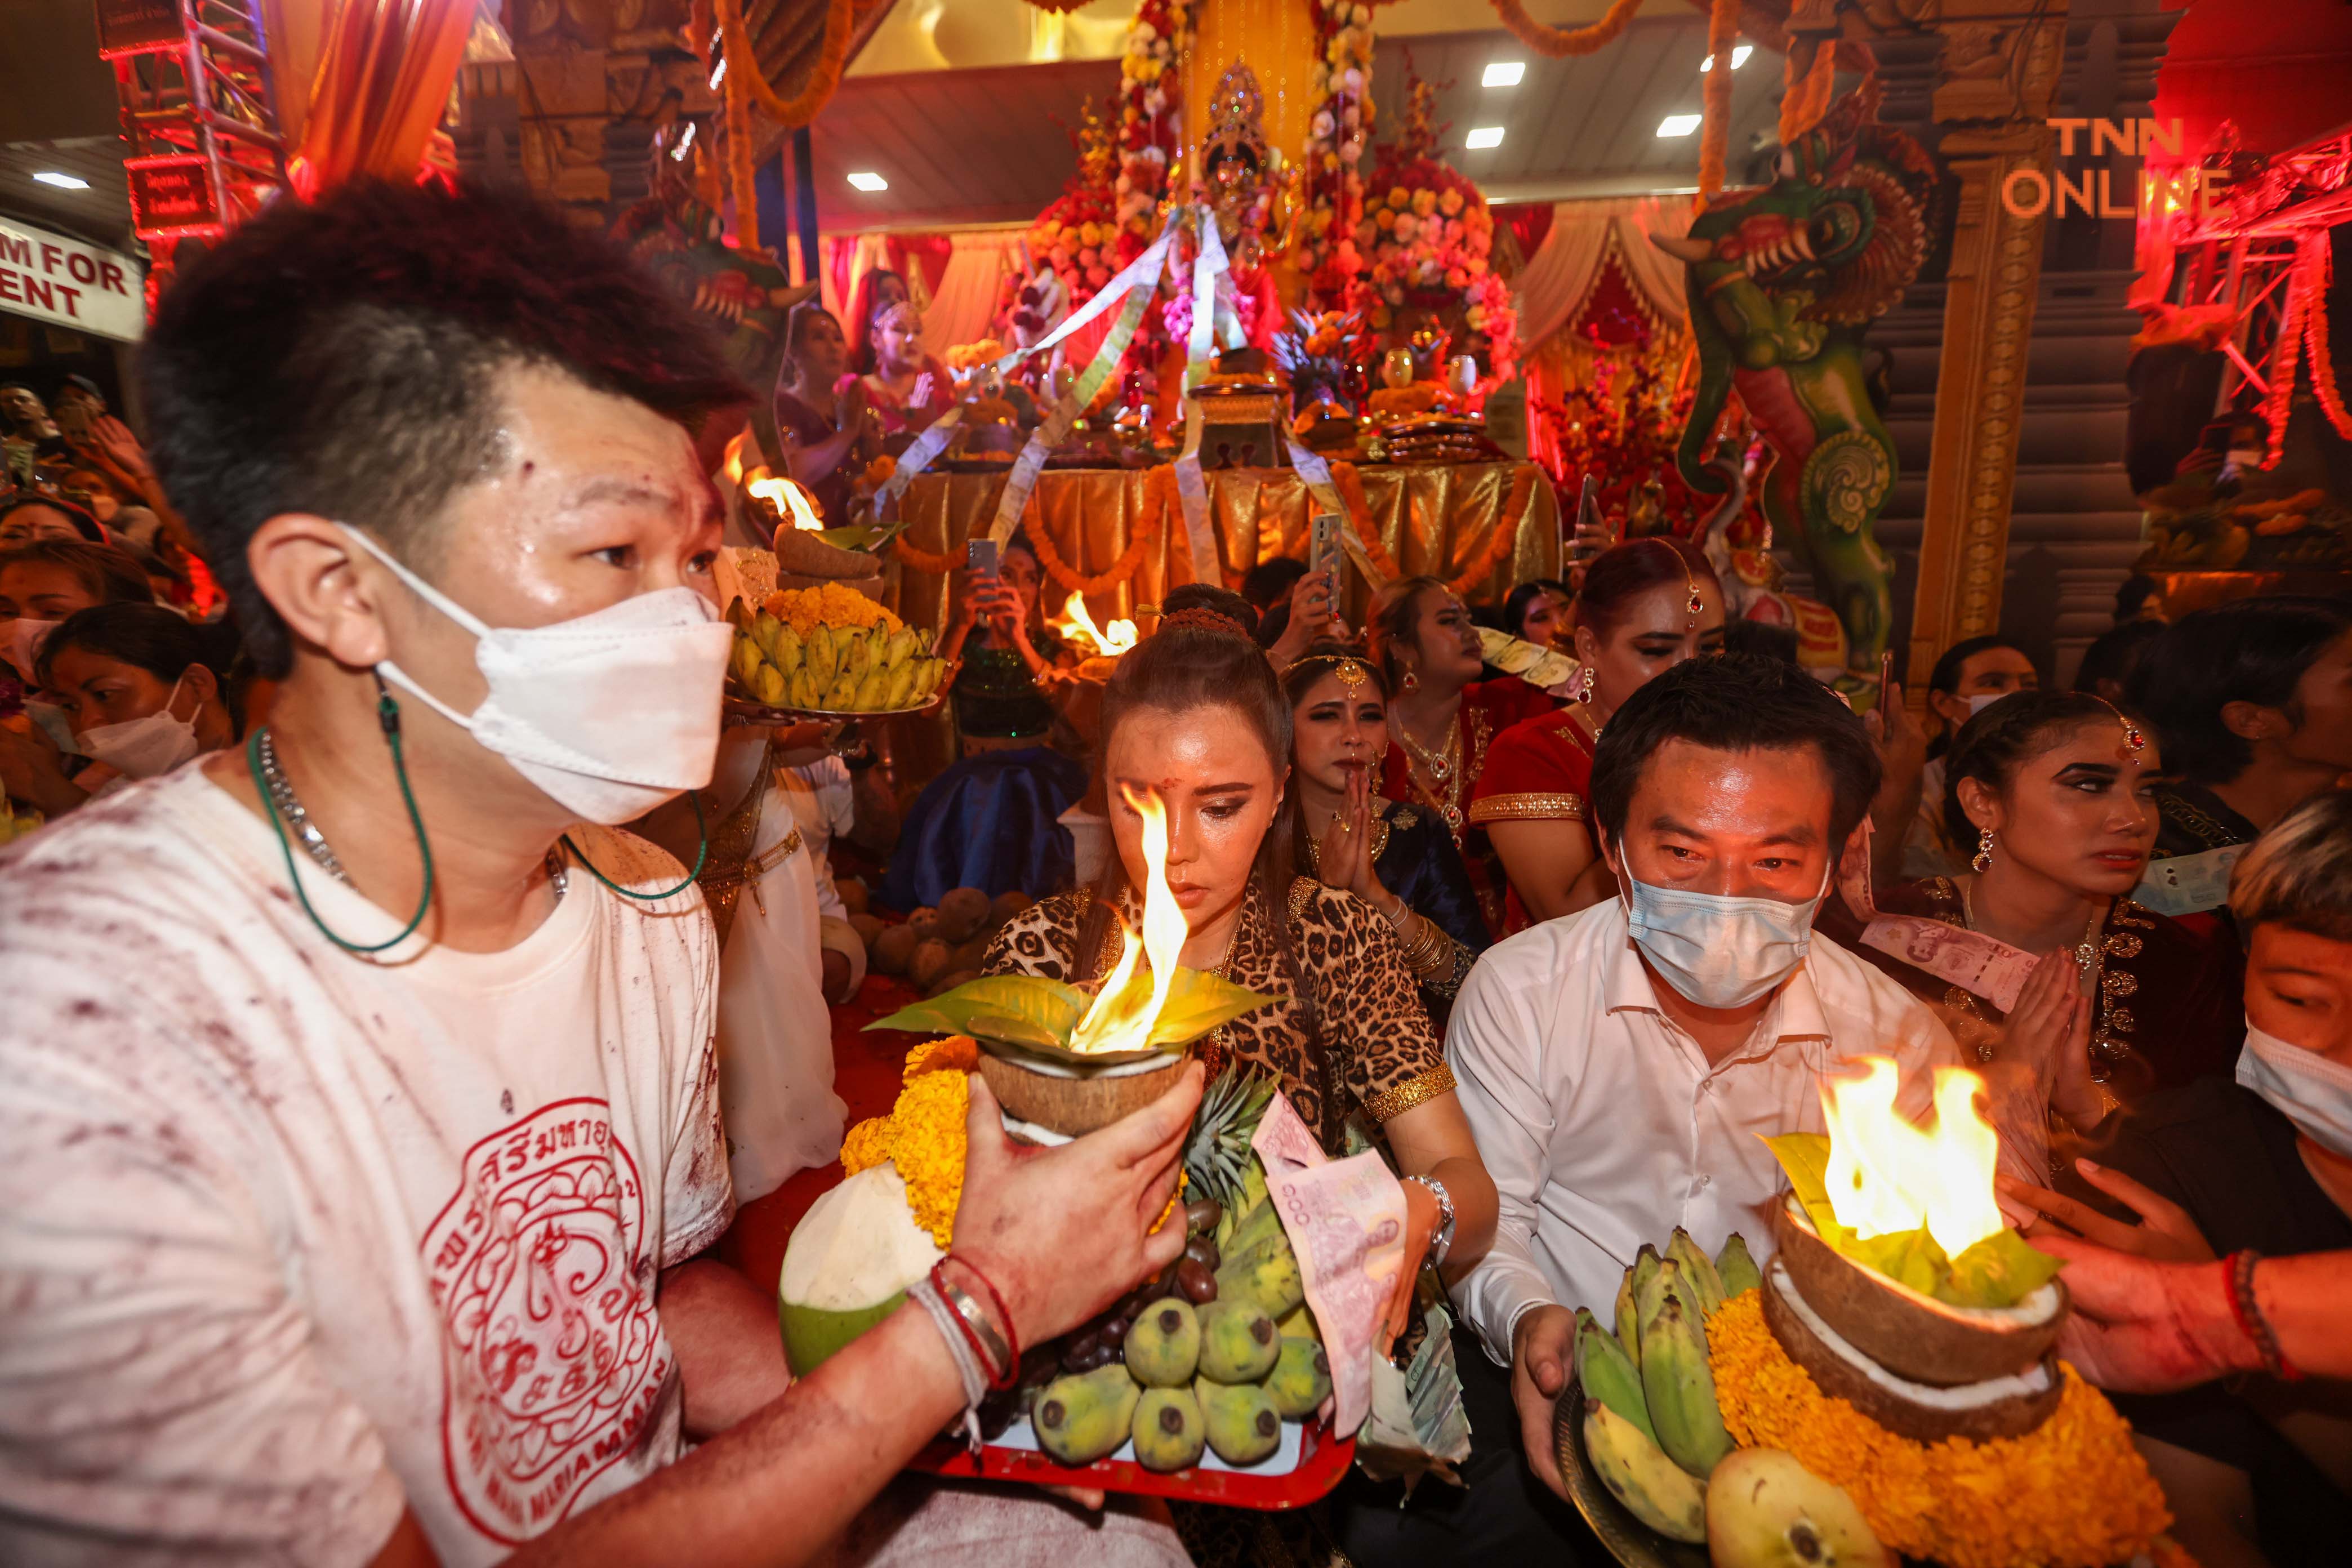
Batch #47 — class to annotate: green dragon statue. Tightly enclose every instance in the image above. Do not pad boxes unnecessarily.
[1654,87,1939,686]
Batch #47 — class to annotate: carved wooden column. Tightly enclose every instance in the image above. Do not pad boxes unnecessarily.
[1900,3,2069,691]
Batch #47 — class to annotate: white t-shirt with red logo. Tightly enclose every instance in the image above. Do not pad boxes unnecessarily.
[0,768,736,1566]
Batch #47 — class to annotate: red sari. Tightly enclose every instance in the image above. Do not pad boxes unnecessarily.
[1379,677,1557,936]
[1467,701,1602,933]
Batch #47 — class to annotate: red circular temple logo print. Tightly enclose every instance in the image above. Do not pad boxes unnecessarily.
[422,1098,675,1544]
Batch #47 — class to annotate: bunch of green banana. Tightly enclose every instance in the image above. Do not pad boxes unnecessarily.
[724,598,944,712]
[1575,1229,1763,1540]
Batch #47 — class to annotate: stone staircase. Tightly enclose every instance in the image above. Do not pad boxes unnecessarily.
[1862,268,2147,687]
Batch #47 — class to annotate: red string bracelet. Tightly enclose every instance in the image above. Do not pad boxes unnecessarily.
[944,1255,1022,1388]
[2222,1250,2303,1382]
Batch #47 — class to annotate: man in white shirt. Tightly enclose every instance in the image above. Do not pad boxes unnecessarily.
[0,181,1198,1567]
[1448,653,2048,1504]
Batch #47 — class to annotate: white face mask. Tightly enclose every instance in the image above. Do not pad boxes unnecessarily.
[78,673,203,779]
[2237,1021,2352,1159]
[1619,848,1832,1009]
[341,525,734,825]
[1965,692,2005,716]
[4,617,59,683]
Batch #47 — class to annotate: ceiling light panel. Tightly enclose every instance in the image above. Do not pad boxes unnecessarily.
[1465,126,1505,150]
[845,171,888,192]
[1657,114,1703,139]
[1482,61,1525,88]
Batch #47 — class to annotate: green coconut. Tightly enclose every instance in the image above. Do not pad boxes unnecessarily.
[778,1164,943,1375]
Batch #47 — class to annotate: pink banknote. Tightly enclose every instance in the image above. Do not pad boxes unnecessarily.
[1252,1092,1406,1439]
[1859,915,2040,1012]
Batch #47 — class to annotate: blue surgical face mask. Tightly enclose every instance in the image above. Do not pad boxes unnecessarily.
[2237,1021,2352,1159]
[1619,848,1832,1009]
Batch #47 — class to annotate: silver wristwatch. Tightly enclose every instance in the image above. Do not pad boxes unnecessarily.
[1405,1174,1456,1269]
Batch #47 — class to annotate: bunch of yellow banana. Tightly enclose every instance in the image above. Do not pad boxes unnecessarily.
[726,599,946,712]
[1573,1229,1757,1544]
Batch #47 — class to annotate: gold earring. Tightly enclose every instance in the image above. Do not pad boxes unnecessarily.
[1972,827,1994,874]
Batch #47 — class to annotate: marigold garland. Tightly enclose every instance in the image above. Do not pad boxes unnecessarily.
[840,1042,973,1249]
[888,467,1170,592]
[715,0,857,131]
[1329,461,1535,596]
[1779,39,1841,146]
[1706,1290,2170,1568]
[1698,0,1740,202]
[2273,228,2352,458]
[1022,466,1171,595]
[888,534,960,575]
[1489,0,1642,59]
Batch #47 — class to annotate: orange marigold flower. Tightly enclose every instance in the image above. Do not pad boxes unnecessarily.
[1706,1291,2170,1568]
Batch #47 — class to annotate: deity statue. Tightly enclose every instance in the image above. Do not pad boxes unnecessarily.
[1652,85,1939,684]
[612,121,814,411]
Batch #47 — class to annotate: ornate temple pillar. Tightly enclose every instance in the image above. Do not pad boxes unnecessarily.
[1865,3,2070,693]
[1790,2,2072,693]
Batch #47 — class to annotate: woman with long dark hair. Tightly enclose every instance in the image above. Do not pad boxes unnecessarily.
[1367,575,1558,933]
[1282,642,1486,1024]
[769,304,881,527]
[1471,537,1725,929]
[981,607,1504,1563]
[1823,690,2241,1102]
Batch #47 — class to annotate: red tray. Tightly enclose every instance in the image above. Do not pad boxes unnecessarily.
[908,1420,1355,1511]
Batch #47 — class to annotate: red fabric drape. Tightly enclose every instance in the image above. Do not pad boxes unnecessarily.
[1503,203,1555,261]
[289,0,475,195]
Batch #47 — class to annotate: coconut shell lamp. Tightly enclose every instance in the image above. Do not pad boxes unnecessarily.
[1760,1060,2071,1445]
[868,786,1279,1138]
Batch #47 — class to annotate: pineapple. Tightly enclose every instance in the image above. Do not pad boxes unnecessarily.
[1183,1065,1279,1218]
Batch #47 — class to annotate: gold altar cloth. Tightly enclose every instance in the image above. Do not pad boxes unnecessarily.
[883,461,1561,638]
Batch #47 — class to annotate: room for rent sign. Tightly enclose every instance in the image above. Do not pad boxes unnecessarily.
[0,217,144,342]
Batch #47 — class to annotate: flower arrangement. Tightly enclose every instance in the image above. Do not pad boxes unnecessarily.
[764,582,904,639]
[1027,100,1124,301]
[1296,0,1377,299]
[1271,308,1375,412]
[1351,73,1519,387]
[1707,1290,2170,1568]
[840,1037,978,1249]
[1113,0,1197,256]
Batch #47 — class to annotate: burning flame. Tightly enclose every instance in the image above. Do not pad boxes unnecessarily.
[721,431,750,485]
[1052,591,1138,657]
[1819,1058,2005,1258]
[746,472,825,531]
[1069,784,1188,1053]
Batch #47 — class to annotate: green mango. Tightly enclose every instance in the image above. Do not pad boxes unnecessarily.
[1130,1386,1206,1473]
[1123,1297,1201,1388]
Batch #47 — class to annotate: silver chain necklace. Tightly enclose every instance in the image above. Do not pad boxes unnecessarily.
[256,729,566,899]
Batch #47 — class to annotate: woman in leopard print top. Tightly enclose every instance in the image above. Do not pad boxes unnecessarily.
[981,609,1496,1250]
[983,612,1503,1568]
[985,877,1452,1152]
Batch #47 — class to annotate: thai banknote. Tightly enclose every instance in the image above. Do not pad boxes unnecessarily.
[1475,626,1580,693]
[1253,1092,1406,1440]
[1858,915,2041,1012]
[2131,844,2243,917]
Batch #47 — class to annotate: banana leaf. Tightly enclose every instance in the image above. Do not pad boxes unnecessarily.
[866,974,1090,1043]
[1141,969,1281,1049]
[1763,1131,2061,1308]
[814,525,885,552]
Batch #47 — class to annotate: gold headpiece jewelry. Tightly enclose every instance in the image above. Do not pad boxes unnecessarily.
[2087,695,2146,760]
[1282,651,1375,689]
[1650,537,1702,622]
